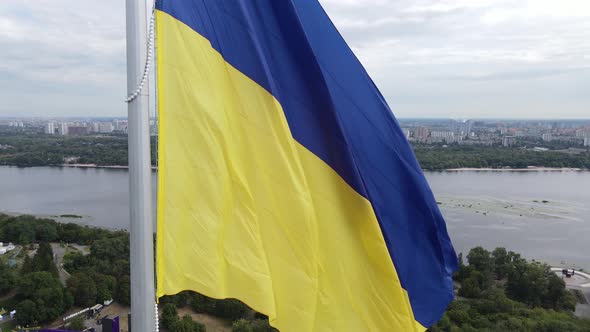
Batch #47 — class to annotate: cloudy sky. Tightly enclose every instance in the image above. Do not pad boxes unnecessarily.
[0,0,588,119]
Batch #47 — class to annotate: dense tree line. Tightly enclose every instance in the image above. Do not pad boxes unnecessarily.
[429,247,590,332]
[413,144,590,170]
[159,291,277,332]
[0,134,156,167]
[161,303,206,332]
[2,215,589,330]
[15,243,73,326]
[0,214,118,245]
[2,133,589,170]
[0,214,130,325]
[63,234,131,306]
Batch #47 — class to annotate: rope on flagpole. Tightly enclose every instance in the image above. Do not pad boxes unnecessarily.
[125,2,156,103]
[155,301,160,331]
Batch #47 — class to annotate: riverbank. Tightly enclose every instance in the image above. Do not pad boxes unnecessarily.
[0,211,126,232]
[444,167,586,172]
[50,164,590,172]
[61,163,158,170]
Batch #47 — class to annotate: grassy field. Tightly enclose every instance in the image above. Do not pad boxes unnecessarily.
[0,319,18,330]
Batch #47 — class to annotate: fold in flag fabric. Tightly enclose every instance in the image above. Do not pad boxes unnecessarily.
[155,1,458,330]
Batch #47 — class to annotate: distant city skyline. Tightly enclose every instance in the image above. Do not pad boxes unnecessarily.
[2,116,590,121]
[0,0,589,118]
[3,117,589,147]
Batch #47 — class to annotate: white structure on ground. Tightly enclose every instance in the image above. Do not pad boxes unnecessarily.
[44,122,56,135]
[0,242,16,255]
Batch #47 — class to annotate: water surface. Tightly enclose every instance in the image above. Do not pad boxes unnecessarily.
[0,166,588,268]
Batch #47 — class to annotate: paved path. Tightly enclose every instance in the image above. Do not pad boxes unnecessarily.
[551,267,590,318]
[51,243,70,286]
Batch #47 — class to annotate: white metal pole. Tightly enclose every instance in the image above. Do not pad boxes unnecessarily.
[125,0,155,330]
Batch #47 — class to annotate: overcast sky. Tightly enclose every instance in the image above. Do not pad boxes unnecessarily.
[0,0,588,119]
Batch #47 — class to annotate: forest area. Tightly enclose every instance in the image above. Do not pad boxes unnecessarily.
[1,133,589,170]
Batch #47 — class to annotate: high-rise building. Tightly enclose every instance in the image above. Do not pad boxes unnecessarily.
[402,128,410,139]
[542,133,552,142]
[585,137,589,147]
[431,131,459,143]
[502,136,515,147]
[98,122,114,133]
[113,120,128,132]
[68,126,88,136]
[44,123,56,135]
[58,123,69,135]
[415,126,430,142]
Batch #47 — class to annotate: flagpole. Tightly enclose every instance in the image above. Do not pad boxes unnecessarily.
[125,0,155,330]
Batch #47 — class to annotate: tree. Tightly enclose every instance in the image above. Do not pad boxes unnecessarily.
[96,274,117,303]
[116,275,131,306]
[249,319,276,332]
[17,271,69,323]
[161,303,179,329]
[0,262,15,294]
[67,315,86,330]
[458,276,481,298]
[467,247,494,275]
[67,272,98,307]
[63,251,87,272]
[213,299,250,320]
[232,319,253,332]
[555,290,577,312]
[506,262,548,307]
[446,305,471,327]
[161,291,192,308]
[32,242,59,277]
[453,253,473,282]
[168,314,205,332]
[466,247,494,290]
[492,247,510,279]
[90,236,130,262]
[190,292,216,314]
[21,254,34,274]
[36,222,58,242]
[429,313,451,332]
[16,299,39,326]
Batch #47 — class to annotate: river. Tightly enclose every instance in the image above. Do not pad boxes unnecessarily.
[0,166,588,269]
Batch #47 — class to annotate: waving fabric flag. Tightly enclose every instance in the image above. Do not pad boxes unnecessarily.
[155,1,457,330]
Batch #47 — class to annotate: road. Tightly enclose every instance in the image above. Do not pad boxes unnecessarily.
[51,243,70,286]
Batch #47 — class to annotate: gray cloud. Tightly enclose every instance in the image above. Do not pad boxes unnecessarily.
[0,0,128,116]
[438,67,590,81]
[320,0,590,118]
[0,0,588,118]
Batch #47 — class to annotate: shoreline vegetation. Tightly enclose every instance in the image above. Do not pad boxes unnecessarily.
[0,213,588,330]
[444,167,585,172]
[1,134,589,170]
[55,164,588,172]
[0,213,276,331]
[429,247,590,331]
[412,144,590,171]
[60,163,158,170]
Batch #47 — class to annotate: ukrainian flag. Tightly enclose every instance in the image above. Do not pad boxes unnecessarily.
[155,1,457,330]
